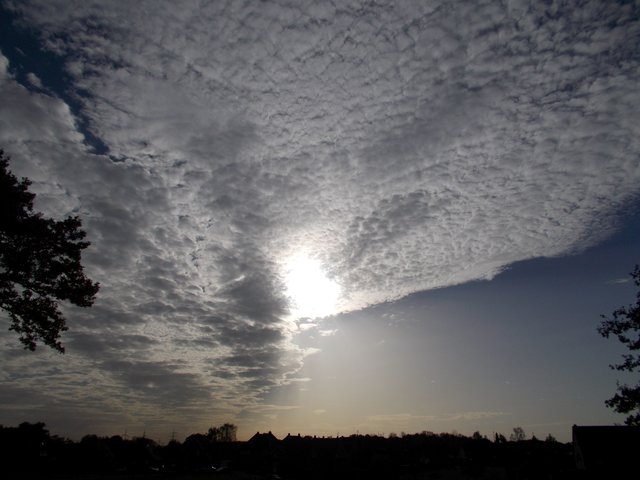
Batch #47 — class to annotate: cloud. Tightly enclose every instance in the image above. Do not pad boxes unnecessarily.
[1,0,640,436]
[0,51,83,149]
[25,72,42,88]
[366,411,510,428]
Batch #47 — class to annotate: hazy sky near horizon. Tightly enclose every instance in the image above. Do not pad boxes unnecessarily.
[0,0,639,442]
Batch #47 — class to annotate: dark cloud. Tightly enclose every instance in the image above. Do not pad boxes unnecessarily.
[66,332,160,357]
[101,359,213,407]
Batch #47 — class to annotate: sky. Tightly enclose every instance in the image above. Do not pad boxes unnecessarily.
[0,0,639,443]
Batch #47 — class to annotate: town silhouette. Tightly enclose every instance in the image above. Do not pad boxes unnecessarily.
[1,421,638,479]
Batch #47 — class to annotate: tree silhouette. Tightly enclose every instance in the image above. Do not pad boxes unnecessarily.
[510,427,526,442]
[598,265,640,425]
[207,423,237,442]
[494,432,507,443]
[0,151,99,352]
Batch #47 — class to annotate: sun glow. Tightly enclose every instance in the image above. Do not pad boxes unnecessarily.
[284,255,341,319]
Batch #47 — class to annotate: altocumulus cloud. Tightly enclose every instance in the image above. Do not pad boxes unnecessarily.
[0,0,640,437]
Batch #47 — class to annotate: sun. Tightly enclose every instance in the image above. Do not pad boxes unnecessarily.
[284,254,340,319]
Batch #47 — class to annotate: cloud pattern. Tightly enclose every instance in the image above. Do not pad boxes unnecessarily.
[1,0,639,437]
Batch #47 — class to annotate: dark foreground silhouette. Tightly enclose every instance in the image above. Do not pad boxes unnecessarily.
[0,151,99,352]
[1,422,637,479]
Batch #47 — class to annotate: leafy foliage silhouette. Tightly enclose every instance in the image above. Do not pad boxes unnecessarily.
[510,426,526,442]
[0,151,99,352]
[598,265,640,425]
[208,423,237,442]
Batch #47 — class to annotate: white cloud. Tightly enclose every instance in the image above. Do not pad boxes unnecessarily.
[1,0,640,436]
[0,53,8,79]
[0,52,83,149]
[26,72,42,88]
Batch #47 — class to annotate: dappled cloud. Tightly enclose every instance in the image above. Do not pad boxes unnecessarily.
[0,0,639,437]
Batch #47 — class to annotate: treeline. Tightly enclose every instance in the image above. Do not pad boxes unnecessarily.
[0,422,239,475]
[0,422,575,479]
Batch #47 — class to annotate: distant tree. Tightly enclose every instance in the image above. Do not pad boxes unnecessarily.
[545,433,557,443]
[0,151,99,352]
[0,422,51,470]
[509,427,526,442]
[207,423,237,442]
[494,432,507,443]
[598,265,640,425]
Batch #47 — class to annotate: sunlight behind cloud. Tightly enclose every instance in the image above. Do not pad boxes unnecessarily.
[284,254,341,320]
